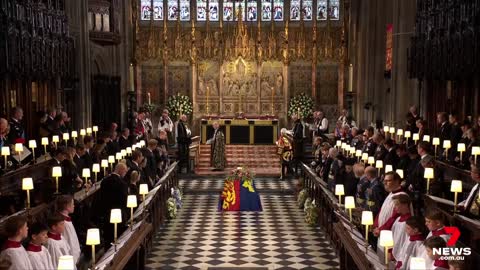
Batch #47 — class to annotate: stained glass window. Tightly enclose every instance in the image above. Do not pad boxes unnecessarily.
[153,0,163,20]
[140,0,152,20]
[261,0,272,21]
[179,0,190,20]
[246,0,257,21]
[290,0,300,21]
[223,0,234,21]
[329,0,340,20]
[197,0,207,21]
[273,0,283,21]
[167,0,178,20]
[235,0,245,21]
[317,0,327,20]
[302,0,312,20]
[209,0,220,21]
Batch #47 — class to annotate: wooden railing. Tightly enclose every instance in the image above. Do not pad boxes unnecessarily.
[301,163,387,270]
[96,162,179,270]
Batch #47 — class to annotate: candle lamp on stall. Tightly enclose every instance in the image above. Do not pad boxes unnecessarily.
[116,152,122,162]
[101,159,109,175]
[93,126,98,139]
[344,196,355,222]
[379,230,394,265]
[473,146,480,165]
[423,135,430,143]
[404,131,411,145]
[361,211,374,244]
[86,228,100,269]
[52,166,62,194]
[126,147,132,156]
[71,131,78,145]
[108,155,115,170]
[389,127,395,137]
[110,209,122,250]
[1,146,10,169]
[396,129,403,142]
[22,178,34,209]
[86,127,92,136]
[14,143,23,164]
[412,133,419,144]
[383,126,389,133]
[355,150,362,162]
[424,168,434,195]
[375,160,383,177]
[80,129,86,139]
[92,164,100,183]
[361,153,368,164]
[82,168,91,190]
[385,164,393,173]
[139,184,149,213]
[121,149,127,158]
[367,156,375,166]
[395,169,404,179]
[57,255,74,270]
[28,140,37,163]
[41,137,49,154]
[336,140,341,149]
[335,184,344,204]
[63,133,69,146]
[127,195,137,231]
[52,136,59,148]
[432,137,440,157]
[457,143,466,162]
[443,140,451,159]
[451,180,462,213]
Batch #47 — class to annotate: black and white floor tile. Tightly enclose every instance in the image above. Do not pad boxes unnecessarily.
[146,177,339,270]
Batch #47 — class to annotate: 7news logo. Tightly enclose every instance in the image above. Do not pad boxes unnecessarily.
[432,227,471,260]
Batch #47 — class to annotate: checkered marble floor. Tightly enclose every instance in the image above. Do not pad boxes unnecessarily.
[179,177,297,194]
[146,177,339,270]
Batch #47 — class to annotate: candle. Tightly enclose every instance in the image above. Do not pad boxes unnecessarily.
[129,63,134,91]
[348,64,353,92]
[271,87,275,115]
[147,92,151,105]
[206,87,210,115]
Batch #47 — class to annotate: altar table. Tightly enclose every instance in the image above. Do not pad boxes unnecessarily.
[201,118,278,145]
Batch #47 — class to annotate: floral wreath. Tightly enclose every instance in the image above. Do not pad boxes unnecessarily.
[288,92,314,118]
[166,93,193,117]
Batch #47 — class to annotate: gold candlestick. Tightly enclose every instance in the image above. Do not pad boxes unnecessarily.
[271,87,274,115]
[206,86,210,115]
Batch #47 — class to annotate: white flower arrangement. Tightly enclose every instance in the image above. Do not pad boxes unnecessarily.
[166,93,193,118]
[288,92,314,118]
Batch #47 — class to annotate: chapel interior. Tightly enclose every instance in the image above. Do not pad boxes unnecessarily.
[0,0,479,270]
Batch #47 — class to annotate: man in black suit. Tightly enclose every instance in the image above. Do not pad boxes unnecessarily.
[176,114,191,173]
[82,136,94,169]
[437,112,452,143]
[106,131,121,155]
[100,163,129,248]
[7,106,25,144]
[118,128,131,150]
[142,139,159,186]
[362,126,377,157]
[126,149,148,185]
[383,139,399,169]
[292,113,304,175]
[74,144,87,175]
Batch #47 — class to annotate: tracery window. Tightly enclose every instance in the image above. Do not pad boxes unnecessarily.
[302,0,312,20]
[290,0,300,21]
[140,0,152,20]
[261,0,272,21]
[246,0,257,21]
[273,0,283,21]
[197,0,207,21]
[139,0,339,22]
[209,0,220,21]
[223,0,234,21]
[153,0,164,20]
[167,0,178,20]
[235,0,246,21]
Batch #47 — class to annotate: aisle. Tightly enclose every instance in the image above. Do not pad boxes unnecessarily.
[146,177,339,270]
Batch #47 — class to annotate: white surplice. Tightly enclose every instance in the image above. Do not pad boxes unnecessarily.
[0,240,34,270]
[395,234,425,270]
[391,214,410,262]
[45,233,72,269]
[418,227,450,268]
[61,215,81,263]
[26,243,55,270]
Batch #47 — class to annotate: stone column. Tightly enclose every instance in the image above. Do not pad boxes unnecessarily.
[65,0,92,128]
